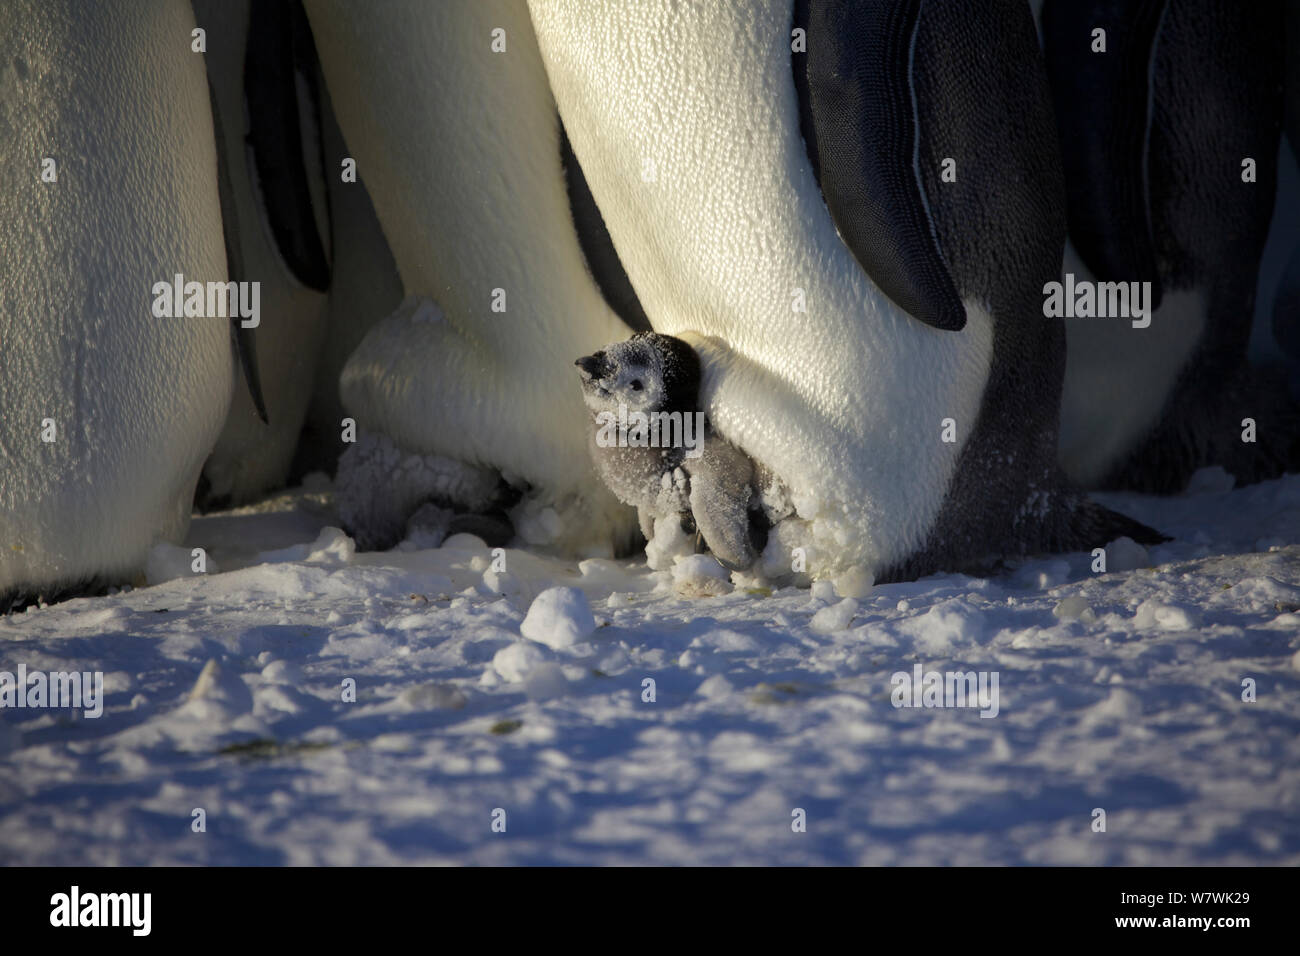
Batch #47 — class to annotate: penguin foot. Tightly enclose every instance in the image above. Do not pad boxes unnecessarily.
[1065,498,1170,552]
[1,576,116,616]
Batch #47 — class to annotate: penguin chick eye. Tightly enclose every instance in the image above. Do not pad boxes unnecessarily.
[630,380,643,391]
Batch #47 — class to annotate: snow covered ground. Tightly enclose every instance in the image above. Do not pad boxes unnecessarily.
[2,468,1299,865]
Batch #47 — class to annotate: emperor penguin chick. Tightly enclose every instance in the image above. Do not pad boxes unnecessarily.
[576,332,765,571]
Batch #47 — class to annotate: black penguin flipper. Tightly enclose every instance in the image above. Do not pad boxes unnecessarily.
[207,76,269,425]
[802,0,965,331]
[560,124,651,334]
[231,322,268,425]
[245,0,332,292]
[1042,0,1166,309]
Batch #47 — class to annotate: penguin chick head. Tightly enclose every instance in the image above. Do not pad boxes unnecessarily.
[576,332,701,418]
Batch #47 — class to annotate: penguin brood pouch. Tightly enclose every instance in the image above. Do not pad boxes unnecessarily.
[576,332,768,571]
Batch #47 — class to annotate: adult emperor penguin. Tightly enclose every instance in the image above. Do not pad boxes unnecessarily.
[303,0,639,554]
[0,0,232,608]
[193,0,335,507]
[526,0,1160,585]
[1043,0,1297,492]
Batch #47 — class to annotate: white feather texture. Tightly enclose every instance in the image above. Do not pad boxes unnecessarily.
[526,0,995,576]
[0,0,231,597]
[304,0,636,554]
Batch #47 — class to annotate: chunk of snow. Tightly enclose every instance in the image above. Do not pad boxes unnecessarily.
[896,598,987,652]
[260,660,303,685]
[520,587,597,648]
[256,526,356,566]
[1133,600,1198,631]
[187,659,251,708]
[1106,536,1149,573]
[400,683,467,710]
[1084,688,1143,725]
[671,554,732,598]
[1053,596,1096,623]
[809,580,836,603]
[811,598,859,634]
[492,642,550,683]
[645,515,695,571]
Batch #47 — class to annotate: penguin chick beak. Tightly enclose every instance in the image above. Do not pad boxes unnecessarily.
[575,352,608,382]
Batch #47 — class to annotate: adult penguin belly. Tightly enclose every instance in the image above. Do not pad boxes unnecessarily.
[0,0,231,608]
[303,0,638,555]
[1046,0,1294,492]
[193,0,333,508]
[527,0,1156,584]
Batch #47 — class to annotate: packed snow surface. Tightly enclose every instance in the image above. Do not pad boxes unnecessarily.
[1,471,1298,865]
